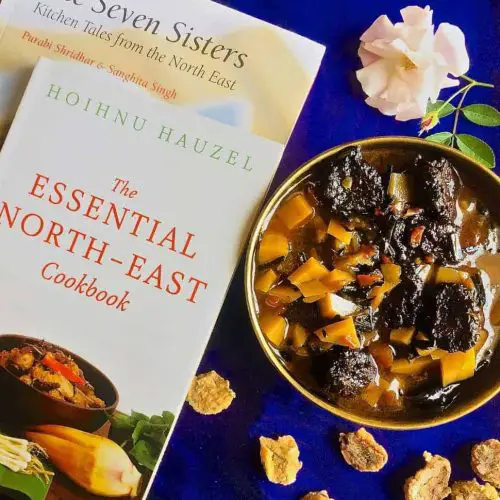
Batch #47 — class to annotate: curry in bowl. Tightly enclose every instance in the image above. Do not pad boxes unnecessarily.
[0,341,105,409]
[250,145,499,419]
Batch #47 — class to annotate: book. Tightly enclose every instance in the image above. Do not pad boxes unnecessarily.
[0,0,324,142]
[0,57,291,499]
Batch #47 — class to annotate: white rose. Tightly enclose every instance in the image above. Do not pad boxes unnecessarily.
[356,5,470,121]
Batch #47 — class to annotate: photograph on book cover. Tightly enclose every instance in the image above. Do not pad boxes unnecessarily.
[0,57,287,499]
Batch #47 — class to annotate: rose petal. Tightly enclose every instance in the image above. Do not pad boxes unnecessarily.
[385,73,413,103]
[401,25,435,52]
[360,14,396,42]
[419,66,442,103]
[356,59,392,98]
[395,97,427,120]
[434,23,470,76]
[441,76,460,89]
[358,46,379,66]
[363,39,404,59]
[400,5,433,28]
[365,96,399,116]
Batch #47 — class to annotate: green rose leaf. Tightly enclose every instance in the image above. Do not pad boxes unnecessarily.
[462,104,500,127]
[427,100,455,118]
[425,132,453,145]
[456,134,495,169]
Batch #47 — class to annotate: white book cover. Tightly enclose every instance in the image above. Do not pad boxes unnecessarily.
[0,0,324,143]
[0,58,286,499]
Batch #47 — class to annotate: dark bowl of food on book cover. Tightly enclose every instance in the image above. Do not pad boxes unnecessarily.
[0,334,118,432]
[245,136,500,430]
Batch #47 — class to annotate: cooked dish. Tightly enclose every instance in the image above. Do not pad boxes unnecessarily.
[0,342,105,409]
[252,146,499,416]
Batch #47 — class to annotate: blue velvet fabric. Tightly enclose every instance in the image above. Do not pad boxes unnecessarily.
[150,1,499,498]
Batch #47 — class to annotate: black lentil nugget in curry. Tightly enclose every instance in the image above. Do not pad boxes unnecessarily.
[379,212,462,264]
[312,346,378,398]
[380,264,426,329]
[378,159,462,264]
[408,156,462,263]
[284,300,324,332]
[419,220,463,264]
[412,156,461,224]
[429,283,481,352]
[315,146,385,218]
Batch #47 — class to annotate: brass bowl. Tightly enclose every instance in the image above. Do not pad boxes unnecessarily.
[245,136,500,430]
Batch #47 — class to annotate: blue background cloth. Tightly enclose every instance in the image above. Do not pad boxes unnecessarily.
[151,1,499,498]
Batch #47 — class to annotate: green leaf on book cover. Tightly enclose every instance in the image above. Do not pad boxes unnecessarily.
[161,411,175,427]
[425,131,453,145]
[129,440,159,472]
[462,104,500,127]
[0,463,53,500]
[132,420,147,445]
[456,134,495,169]
[110,409,175,472]
[427,100,456,118]
[149,415,164,425]
[110,411,135,430]
[130,411,149,425]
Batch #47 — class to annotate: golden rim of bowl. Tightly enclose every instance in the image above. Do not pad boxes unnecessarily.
[245,136,500,431]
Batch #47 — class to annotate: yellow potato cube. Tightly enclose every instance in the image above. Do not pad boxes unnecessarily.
[319,293,358,319]
[361,381,388,408]
[416,346,437,357]
[381,263,402,283]
[435,267,470,285]
[260,315,287,346]
[369,281,400,310]
[390,327,416,345]
[441,349,476,386]
[276,193,314,230]
[327,219,353,245]
[265,216,290,236]
[430,349,450,360]
[314,317,360,348]
[321,269,355,291]
[289,324,309,349]
[289,257,329,285]
[391,356,436,375]
[312,216,328,243]
[268,286,301,303]
[255,269,279,293]
[258,233,289,265]
[297,280,330,298]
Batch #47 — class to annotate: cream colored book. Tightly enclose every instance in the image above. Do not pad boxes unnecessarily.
[0,0,324,143]
[0,57,290,499]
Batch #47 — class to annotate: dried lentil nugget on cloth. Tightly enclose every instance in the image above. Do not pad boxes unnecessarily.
[259,435,302,485]
[186,371,235,415]
[471,439,500,489]
[339,428,388,472]
[404,451,452,500]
